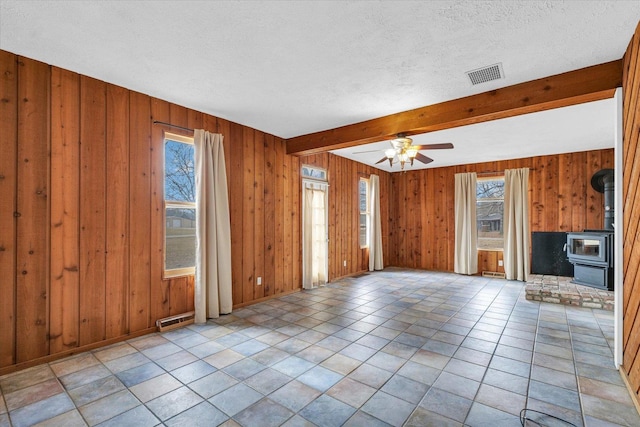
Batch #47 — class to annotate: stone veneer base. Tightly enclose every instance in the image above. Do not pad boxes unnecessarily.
[525,274,614,311]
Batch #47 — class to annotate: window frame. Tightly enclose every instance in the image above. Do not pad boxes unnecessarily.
[476,176,505,252]
[163,132,196,279]
[359,177,370,249]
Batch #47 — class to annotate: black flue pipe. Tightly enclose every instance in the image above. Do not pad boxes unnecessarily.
[591,169,615,230]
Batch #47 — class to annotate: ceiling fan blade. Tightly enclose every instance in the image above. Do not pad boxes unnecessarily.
[375,156,388,165]
[352,149,383,154]
[415,153,434,164]
[414,143,454,150]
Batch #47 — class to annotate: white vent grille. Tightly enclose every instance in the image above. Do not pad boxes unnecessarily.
[482,271,506,279]
[156,311,195,332]
[466,63,504,85]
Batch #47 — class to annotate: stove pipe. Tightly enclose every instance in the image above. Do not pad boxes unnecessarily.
[591,169,614,230]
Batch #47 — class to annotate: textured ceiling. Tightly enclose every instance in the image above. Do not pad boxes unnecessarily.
[0,1,638,170]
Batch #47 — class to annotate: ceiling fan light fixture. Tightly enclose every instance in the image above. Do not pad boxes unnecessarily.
[406,146,418,158]
[385,148,396,159]
[399,152,408,169]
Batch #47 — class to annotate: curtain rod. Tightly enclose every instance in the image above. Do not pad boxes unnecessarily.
[476,168,536,176]
[153,120,194,133]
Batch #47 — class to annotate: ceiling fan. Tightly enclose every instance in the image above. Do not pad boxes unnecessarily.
[355,134,454,169]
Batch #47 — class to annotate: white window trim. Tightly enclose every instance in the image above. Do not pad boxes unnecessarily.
[164,132,196,279]
[476,176,505,252]
[359,177,370,249]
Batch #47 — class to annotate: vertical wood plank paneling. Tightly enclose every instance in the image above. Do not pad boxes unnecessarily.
[530,156,544,231]
[105,85,129,338]
[557,153,572,232]
[283,152,293,291]
[3,51,376,371]
[79,76,107,346]
[537,157,549,232]
[15,57,50,363]
[408,172,419,268]
[419,170,429,270]
[386,149,613,274]
[188,109,203,132]
[330,157,338,277]
[387,174,398,266]
[242,128,255,302]
[229,122,244,305]
[445,168,455,271]
[129,91,151,332]
[435,168,447,271]
[0,51,18,368]
[150,99,170,319]
[254,132,265,300]
[50,67,80,353]
[185,275,195,315]
[339,156,346,276]
[274,138,284,294]
[586,151,603,230]
[622,23,640,398]
[571,151,587,232]
[623,30,640,319]
[169,104,188,128]
[168,277,187,315]
[264,134,276,296]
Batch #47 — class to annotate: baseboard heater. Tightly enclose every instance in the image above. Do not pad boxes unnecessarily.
[482,271,506,279]
[156,311,195,332]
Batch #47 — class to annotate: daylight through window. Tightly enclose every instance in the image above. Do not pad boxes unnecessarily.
[359,178,370,248]
[164,133,196,277]
[477,177,504,250]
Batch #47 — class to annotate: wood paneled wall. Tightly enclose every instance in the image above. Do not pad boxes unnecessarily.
[0,50,301,372]
[300,153,392,281]
[387,150,613,273]
[622,22,640,402]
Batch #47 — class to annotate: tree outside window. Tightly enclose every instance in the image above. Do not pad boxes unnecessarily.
[164,134,196,277]
[359,178,369,248]
[477,178,504,250]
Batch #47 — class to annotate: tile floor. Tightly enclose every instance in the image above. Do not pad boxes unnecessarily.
[1,268,638,426]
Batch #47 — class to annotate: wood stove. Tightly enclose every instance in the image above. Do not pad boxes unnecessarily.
[566,231,614,291]
[565,169,615,291]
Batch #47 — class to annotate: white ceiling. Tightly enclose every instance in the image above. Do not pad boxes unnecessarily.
[0,1,638,170]
[332,98,616,172]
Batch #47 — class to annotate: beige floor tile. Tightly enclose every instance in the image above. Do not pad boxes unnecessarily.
[129,373,182,402]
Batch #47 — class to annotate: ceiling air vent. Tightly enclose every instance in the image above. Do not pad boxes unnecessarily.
[466,63,504,85]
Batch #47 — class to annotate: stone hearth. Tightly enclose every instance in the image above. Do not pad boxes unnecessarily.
[525,274,614,311]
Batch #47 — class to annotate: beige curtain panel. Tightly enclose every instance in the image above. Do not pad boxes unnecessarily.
[369,174,384,271]
[454,172,478,275]
[503,167,530,281]
[194,130,233,322]
[302,182,328,289]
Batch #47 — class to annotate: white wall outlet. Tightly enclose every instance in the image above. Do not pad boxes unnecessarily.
[343,260,347,267]
[257,276,262,285]
[498,260,504,267]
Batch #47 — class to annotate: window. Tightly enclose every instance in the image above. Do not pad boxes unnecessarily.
[477,177,504,250]
[164,133,196,277]
[301,165,327,181]
[359,178,369,248]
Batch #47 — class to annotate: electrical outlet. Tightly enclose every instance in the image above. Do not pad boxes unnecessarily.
[343,260,347,267]
[498,260,503,267]
[257,276,262,285]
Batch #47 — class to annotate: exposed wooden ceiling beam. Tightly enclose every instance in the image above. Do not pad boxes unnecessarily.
[286,59,623,156]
